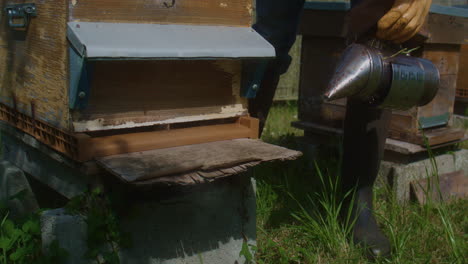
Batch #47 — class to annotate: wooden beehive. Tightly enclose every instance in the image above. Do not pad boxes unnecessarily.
[296,3,467,146]
[0,0,274,161]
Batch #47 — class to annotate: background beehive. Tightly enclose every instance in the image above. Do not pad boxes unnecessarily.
[296,3,467,146]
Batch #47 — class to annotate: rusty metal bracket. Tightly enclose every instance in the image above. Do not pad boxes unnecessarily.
[241,60,269,99]
[4,3,37,29]
[69,47,93,110]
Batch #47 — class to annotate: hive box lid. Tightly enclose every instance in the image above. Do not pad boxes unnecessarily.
[95,139,302,186]
[67,22,275,59]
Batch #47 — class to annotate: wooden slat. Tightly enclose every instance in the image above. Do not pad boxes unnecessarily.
[388,127,465,146]
[69,0,253,27]
[0,0,69,129]
[76,116,259,161]
[389,109,419,135]
[423,45,461,75]
[96,138,301,183]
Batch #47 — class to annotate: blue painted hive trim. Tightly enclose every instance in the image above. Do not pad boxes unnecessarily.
[67,22,276,108]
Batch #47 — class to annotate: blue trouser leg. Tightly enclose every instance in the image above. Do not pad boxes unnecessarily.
[253,0,305,74]
[249,0,304,132]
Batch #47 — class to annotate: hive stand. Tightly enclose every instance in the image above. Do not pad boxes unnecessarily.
[1,104,303,264]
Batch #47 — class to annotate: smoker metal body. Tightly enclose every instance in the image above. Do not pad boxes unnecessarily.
[325,44,440,111]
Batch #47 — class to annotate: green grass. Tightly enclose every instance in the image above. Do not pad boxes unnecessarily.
[253,102,467,264]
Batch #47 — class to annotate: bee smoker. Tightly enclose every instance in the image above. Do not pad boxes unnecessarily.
[324,43,440,110]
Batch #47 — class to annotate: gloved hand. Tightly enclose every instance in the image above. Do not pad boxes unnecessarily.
[377,0,432,43]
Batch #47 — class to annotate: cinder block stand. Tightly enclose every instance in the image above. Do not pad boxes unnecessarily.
[380,149,468,202]
[1,123,257,264]
[297,132,467,204]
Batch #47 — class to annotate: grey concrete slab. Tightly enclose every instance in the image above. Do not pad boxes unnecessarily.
[0,131,87,199]
[118,175,256,264]
[38,175,256,264]
[380,149,468,202]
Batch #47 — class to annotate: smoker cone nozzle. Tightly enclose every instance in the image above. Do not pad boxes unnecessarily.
[323,44,439,110]
[324,44,381,102]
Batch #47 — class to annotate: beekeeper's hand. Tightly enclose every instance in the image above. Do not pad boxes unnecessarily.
[377,0,432,43]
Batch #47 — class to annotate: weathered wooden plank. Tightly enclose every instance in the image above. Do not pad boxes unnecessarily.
[72,60,247,132]
[425,13,467,44]
[69,0,253,27]
[389,127,465,146]
[423,45,461,75]
[0,0,69,129]
[77,117,259,161]
[299,6,467,45]
[418,74,458,126]
[96,138,302,183]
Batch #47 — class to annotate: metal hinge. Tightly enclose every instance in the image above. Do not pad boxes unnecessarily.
[4,3,37,29]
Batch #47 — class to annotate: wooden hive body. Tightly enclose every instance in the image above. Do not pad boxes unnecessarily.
[0,0,272,161]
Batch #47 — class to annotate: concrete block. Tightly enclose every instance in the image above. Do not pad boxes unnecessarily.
[453,115,468,132]
[0,160,39,219]
[118,175,257,264]
[1,131,87,199]
[41,208,89,264]
[39,175,256,264]
[380,149,468,202]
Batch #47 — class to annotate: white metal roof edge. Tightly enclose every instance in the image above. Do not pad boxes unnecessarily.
[66,22,276,59]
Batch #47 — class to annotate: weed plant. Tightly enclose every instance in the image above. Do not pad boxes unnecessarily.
[254,103,467,264]
[0,192,68,264]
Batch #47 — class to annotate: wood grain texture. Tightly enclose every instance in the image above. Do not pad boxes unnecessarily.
[72,60,247,132]
[76,117,259,162]
[0,0,69,129]
[96,138,301,183]
[299,8,467,45]
[426,13,467,45]
[419,45,460,124]
[69,0,253,26]
[388,127,465,146]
